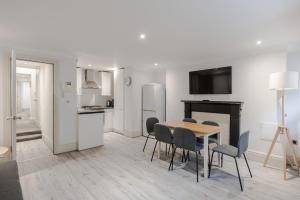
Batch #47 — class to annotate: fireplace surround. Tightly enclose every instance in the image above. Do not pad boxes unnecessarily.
[182,100,243,147]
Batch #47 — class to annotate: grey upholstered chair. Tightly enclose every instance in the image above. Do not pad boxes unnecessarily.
[143,117,159,152]
[183,118,197,123]
[181,118,197,162]
[208,131,252,191]
[169,127,203,182]
[202,121,219,143]
[151,124,174,163]
[199,121,220,166]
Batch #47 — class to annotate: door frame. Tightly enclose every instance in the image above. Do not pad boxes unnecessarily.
[12,52,56,155]
[10,50,17,159]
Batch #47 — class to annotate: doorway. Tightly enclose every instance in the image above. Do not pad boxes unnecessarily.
[15,60,54,161]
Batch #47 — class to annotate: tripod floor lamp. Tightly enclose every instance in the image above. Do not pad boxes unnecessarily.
[264,71,299,180]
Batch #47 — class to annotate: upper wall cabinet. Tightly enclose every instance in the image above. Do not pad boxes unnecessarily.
[101,71,113,96]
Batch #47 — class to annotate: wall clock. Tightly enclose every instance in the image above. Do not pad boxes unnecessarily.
[124,76,132,86]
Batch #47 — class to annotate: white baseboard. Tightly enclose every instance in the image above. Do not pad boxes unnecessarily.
[123,130,142,138]
[246,149,283,168]
[104,128,113,133]
[54,142,77,154]
[42,134,53,153]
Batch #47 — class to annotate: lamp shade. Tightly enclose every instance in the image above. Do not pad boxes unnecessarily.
[269,71,299,90]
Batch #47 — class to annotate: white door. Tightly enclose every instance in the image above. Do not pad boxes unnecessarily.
[7,50,21,160]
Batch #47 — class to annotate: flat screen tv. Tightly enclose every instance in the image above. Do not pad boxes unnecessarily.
[189,66,232,94]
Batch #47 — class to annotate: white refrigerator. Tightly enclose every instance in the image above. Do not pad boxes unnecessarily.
[142,83,166,136]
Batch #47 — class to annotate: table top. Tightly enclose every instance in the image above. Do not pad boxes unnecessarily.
[159,121,220,136]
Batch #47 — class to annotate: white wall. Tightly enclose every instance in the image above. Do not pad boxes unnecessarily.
[0,48,11,148]
[39,63,54,151]
[166,51,287,157]
[52,57,77,154]
[286,50,300,154]
[113,68,125,133]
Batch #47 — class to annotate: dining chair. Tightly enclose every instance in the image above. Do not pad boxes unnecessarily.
[181,118,197,162]
[208,131,252,191]
[183,118,197,123]
[169,127,203,182]
[199,121,220,166]
[151,124,174,163]
[143,117,159,152]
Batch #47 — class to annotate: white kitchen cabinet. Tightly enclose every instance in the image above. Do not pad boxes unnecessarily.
[104,109,113,132]
[77,112,104,150]
[101,71,113,96]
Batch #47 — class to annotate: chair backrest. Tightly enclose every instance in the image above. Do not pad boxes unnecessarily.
[183,118,197,123]
[154,124,173,144]
[237,131,250,157]
[202,121,219,139]
[146,117,159,134]
[173,127,196,151]
[202,121,219,127]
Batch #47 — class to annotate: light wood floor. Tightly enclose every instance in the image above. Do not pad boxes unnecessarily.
[17,132,300,200]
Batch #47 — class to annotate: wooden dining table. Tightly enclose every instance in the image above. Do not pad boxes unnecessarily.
[158,121,221,178]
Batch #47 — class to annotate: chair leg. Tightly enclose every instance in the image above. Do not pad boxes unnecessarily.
[182,149,185,162]
[221,154,224,168]
[243,153,253,178]
[143,135,150,152]
[169,147,177,171]
[185,150,191,162]
[208,146,211,167]
[151,141,158,162]
[208,151,215,178]
[196,151,199,182]
[234,158,243,192]
[165,143,168,157]
[168,144,172,155]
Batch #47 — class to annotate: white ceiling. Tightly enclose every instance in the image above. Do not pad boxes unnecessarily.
[1,0,300,69]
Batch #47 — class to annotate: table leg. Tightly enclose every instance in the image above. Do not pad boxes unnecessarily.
[203,135,209,178]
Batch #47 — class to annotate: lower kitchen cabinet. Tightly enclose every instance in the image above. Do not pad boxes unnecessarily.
[104,109,113,132]
[77,112,104,150]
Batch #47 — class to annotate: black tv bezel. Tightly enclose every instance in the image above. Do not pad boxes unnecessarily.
[189,66,232,95]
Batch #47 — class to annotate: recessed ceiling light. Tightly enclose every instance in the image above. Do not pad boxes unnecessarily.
[256,40,262,45]
[139,33,146,40]
[24,62,28,65]
[88,64,92,67]
[154,63,158,66]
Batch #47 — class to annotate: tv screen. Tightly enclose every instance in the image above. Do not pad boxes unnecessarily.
[189,66,232,94]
